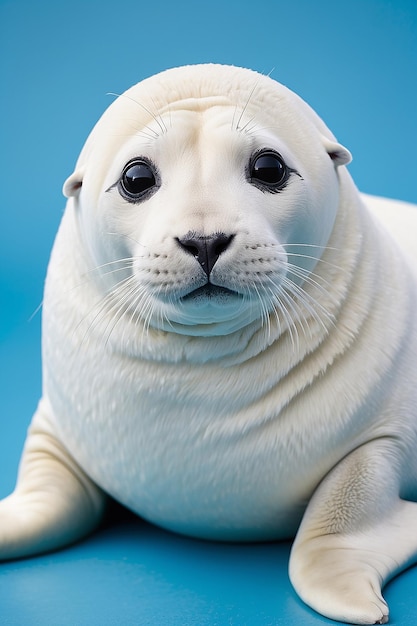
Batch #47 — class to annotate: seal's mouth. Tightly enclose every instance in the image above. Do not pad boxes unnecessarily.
[158,283,254,335]
[181,284,239,303]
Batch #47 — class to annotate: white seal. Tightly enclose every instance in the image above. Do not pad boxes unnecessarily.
[1,64,416,625]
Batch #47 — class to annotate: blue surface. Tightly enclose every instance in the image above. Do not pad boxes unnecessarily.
[1,1,417,624]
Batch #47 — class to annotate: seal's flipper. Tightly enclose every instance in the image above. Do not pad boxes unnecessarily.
[289,440,417,624]
[0,400,106,560]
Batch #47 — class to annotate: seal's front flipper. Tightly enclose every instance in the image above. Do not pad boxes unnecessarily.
[0,400,106,560]
[289,439,417,624]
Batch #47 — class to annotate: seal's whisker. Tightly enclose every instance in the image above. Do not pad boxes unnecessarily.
[106,231,148,248]
[62,260,136,312]
[259,281,298,352]
[260,267,335,347]
[103,279,146,348]
[90,283,136,345]
[122,282,158,345]
[281,278,329,338]
[135,129,161,143]
[65,259,135,300]
[107,92,166,137]
[231,104,239,133]
[235,76,263,132]
[149,96,168,135]
[109,118,161,142]
[128,291,147,338]
[159,294,176,335]
[238,115,258,135]
[284,263,340,306]
[283,243,339,250]
[28,300,44,322]
[103,115,161,143]
[275,287,299,352]
[75,273,137,346]
[251,281,272,338]
[275,282,310,348]
[288,273,335,322]
[81,258,136,278]
[284,252,345,274]
[139,287,159,335]
[280,274,335,334]
[265,287,284,340]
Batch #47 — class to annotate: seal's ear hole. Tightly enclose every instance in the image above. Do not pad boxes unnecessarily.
[322,137,352,167]
[63,169,84,198]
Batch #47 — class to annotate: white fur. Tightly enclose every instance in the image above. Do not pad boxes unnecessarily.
[1,64,417,625]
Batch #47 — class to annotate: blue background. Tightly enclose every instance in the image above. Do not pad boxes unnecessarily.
[1,1,416,624]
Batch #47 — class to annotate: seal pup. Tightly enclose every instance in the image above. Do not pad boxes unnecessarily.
[1,64,417,625]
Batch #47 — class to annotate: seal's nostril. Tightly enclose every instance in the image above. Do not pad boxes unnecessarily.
[176,233,234,276]
[213,236,233,258]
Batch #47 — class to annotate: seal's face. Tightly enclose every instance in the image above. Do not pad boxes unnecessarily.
[65,70,350,337]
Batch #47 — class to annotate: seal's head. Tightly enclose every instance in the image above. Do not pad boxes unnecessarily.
[63,64,351,338]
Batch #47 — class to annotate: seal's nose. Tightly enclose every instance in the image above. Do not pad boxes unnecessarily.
[176,232,234,276]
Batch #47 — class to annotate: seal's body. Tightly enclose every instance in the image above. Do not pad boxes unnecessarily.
[1,65,416,625]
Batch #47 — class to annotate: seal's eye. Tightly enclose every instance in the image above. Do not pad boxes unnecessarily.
[250,150,289,191]
[119,159,158,201]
